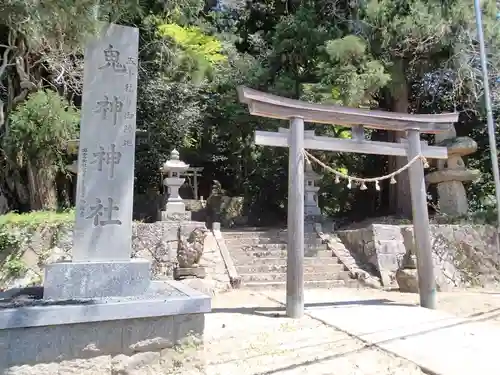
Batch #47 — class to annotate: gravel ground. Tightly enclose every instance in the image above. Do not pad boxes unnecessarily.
[379,288,500,323]
[206,290,425,375]
[319,287,500,323]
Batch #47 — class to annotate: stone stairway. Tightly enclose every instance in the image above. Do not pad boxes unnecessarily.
[222,227,360,289]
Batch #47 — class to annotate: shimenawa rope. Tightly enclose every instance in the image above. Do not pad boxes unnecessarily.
[303,149,429,191]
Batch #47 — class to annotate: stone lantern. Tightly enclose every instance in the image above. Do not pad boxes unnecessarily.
[304,158,321,217]
[160,149,191,221]
[425,127,480,216]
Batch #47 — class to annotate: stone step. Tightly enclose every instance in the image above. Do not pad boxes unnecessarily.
[223,231,319,241]
[242,280,361,290]
[223,227,284,232]
[222,230,286,238]
[224,237,286,245]
[224,237,324,246]
[239,271,351,283]
[236,263,345,274]
[223,231,317,237]
[232,243,328,251]
[241,243,288,250]
[231,249,333,259]
[233,256,340,266]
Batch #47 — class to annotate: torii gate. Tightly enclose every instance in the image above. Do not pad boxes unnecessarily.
[238,86,459,318]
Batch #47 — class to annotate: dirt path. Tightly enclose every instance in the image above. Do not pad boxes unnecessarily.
[205,290,425,375]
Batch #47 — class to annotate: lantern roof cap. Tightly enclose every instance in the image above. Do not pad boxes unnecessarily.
[161,149,189,172]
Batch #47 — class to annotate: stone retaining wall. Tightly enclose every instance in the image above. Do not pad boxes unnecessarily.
[337,224,500,290]
[0,221,208,290]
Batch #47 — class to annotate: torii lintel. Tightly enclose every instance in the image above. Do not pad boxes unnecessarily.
[237,86,458,134]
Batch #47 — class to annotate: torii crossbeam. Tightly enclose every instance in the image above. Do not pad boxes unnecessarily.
[237,86,459,318]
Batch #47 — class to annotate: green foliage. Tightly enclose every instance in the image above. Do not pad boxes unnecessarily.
[5,90,79,168]
[0,209,74,280]
[363,0,455,55]
[362,0,500,108]
[269,6,332,97]
[158,22,227,82]
[2,0,500,220]
[0,209,75,227]
[3,256,26,277]
[429,208,499,225]
[163,0,205,24]
[0,0,143,50]
[0,230,20,253]
[159,23,226,64]
[326,35,367,61]
[135,80,206,193]
[316,35,391,106]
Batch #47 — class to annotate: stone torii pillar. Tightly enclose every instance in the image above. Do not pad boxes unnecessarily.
[279,128,321,218]
[238,86,458,318]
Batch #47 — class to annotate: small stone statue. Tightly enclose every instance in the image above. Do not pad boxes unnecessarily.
[176,227,209,268]
[206,180,225,228]
[210,180,224,196]
[395,249,419,293]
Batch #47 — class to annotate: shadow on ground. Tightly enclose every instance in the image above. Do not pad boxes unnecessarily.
[210,298,416,317]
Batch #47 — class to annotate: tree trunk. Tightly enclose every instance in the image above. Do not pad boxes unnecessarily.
[26,158,58,210]
[0,188,9,214]
[387,60,412,217]
[0,50,31,212]
[56,172,72,209]
[0,153,30,212]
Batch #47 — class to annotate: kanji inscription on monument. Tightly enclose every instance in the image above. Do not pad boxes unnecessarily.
[73,24,139,261]
[94,95,124,126]
[86,197,122,226]
[91,144,122,179]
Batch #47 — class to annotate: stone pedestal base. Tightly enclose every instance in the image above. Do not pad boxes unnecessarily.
[43,259,151,300]
[162,201,192,221]
[0,281,211,373]
[166,200,186,212]
[161,210,192,221]
[436,181,468,216]
[174,266,207,280]
[395,268,419,293]
[305,205,321,217]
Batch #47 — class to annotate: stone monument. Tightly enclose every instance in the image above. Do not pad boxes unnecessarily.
[425,126,480,216]
[44,23,148,299]
[304,157,321,217]
[161,149,191,222]
[0,24,210,374]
